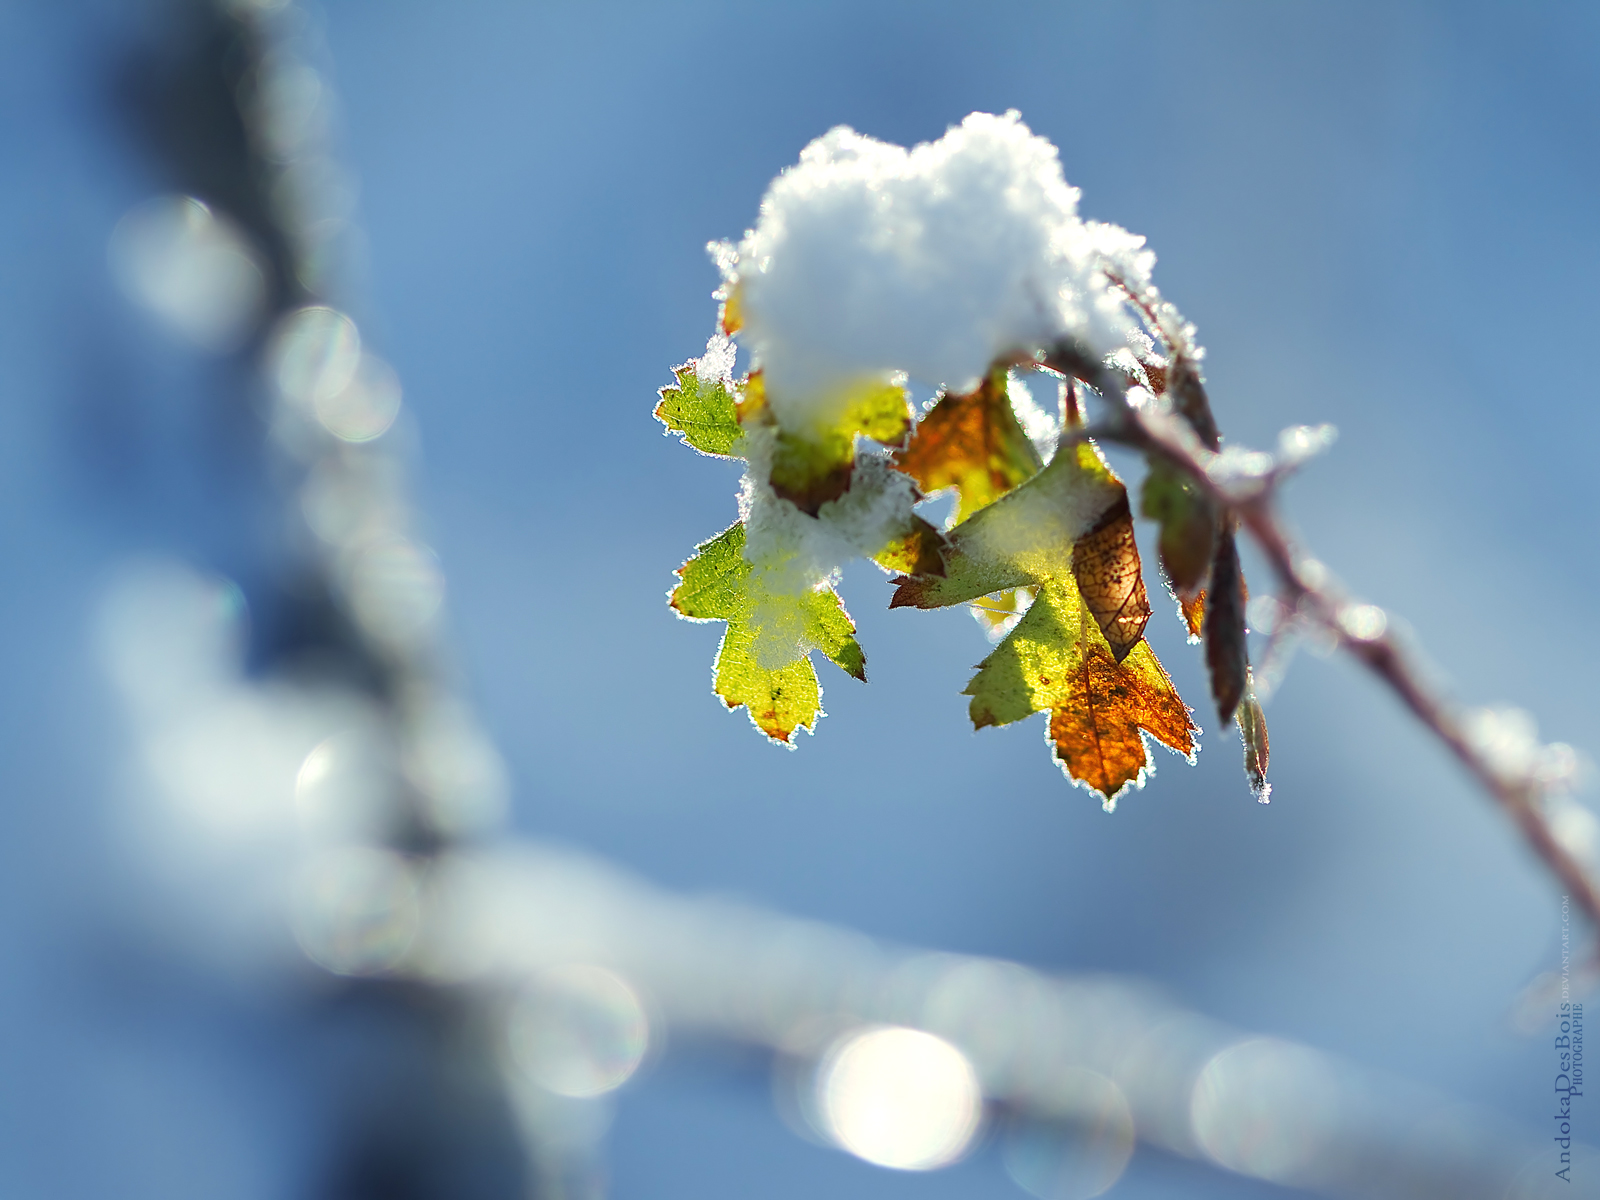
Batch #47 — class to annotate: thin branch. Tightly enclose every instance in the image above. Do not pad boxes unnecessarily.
[1068,352,1600,943]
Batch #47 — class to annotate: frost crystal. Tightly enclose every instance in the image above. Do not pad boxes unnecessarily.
[727,112,1147,433]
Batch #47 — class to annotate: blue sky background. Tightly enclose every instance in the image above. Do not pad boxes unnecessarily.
[2,2,1599,1196]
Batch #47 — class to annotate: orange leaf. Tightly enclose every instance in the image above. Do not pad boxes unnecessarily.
[963,578,1196,808]
[1047,638,1197,803]
[1180,590,1206,641]
[894,369,1041,524]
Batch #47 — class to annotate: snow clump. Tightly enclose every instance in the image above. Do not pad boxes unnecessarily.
[716,111,1155,435]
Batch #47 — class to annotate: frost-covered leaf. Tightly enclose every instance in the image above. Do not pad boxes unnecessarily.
[870,514,947,576]
[671,523,864,744]
[1140,460,1216,600]
[655,363,743,457]
[1180,590,1206,641]
[894,368,1041,524]
[962,577,1194,806]
[1237,672,1270,803]
[891,425,1190,802]
[1070,493,1152,662]
[890,438,1147,659]
[1204,529,1247,725]
[765,378,912,514]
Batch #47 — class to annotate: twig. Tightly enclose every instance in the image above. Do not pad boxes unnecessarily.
[1064,349,1600,943]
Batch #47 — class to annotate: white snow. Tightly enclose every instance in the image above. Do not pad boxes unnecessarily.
[694,333,737,386]
[717,112,1152,435]
[737,429,918,667]
[1006,370,1063,465]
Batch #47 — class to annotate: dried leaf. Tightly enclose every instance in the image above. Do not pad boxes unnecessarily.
[672,523,864,744]
[1070,493,1151,662]
[1180,590,1206,641]
[894,368,1041,523]
[1204,528,1247,725]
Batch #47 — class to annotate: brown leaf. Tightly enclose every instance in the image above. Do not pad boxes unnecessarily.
[894,369,1041,523]
[1070,494,1151,662]
[1046,637,1197,805]
[1167,358,1221,452]
[1204,528,1247,724]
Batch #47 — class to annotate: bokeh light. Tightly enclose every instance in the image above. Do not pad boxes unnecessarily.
[1190,1037,1341,1186]
[314,352,403,443]
[269,305,362,407]
[290,845,420,975]
[508,964,650,1099]
[1000,1070,1135,1200]
[108,194,266,351]
[293,728,397,843]
[816,1026,982,1171]
[341,536,445,647]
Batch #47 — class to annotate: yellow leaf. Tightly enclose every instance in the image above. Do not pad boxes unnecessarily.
[671,523,865,745]
[756,376,912,515]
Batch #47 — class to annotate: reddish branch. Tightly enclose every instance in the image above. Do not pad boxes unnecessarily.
[1045,333,1600,944]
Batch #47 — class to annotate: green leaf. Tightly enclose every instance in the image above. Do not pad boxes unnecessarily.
[655,364,744,458]
[1140,459,1216,604]
[765,377,912,514]
[890,441,1126,612]
[671,523,865,744]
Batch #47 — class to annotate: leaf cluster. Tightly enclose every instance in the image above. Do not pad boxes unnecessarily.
[657,319,1268,806]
